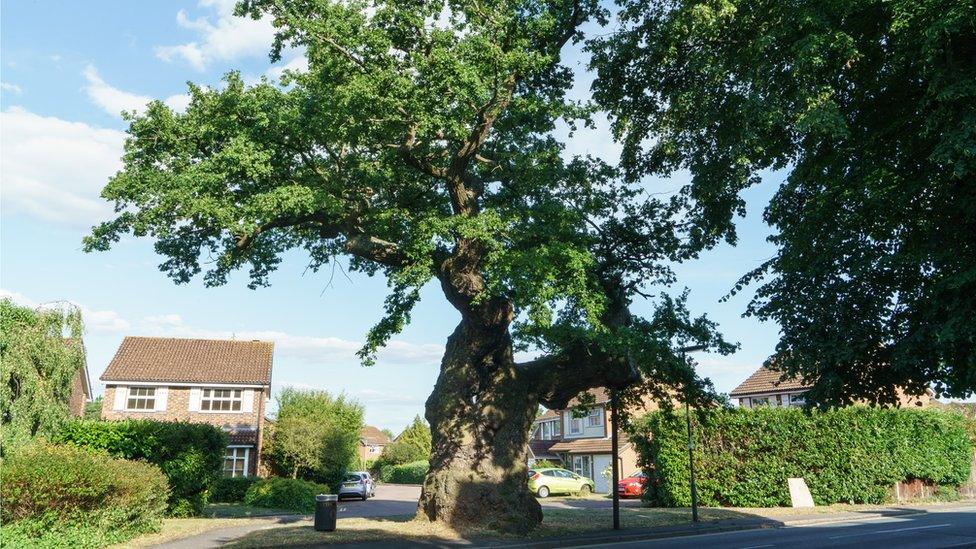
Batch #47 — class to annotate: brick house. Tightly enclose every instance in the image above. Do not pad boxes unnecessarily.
[66,338,92,417]
[358,425,391,463]
[100,336,274,477]
[527,388,662,494]
[730,365,932,408]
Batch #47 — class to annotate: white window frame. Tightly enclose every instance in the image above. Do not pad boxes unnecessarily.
[200,388,244,413]
[125,386,157,411]
[223,446,250,477]
[789,393,806,406]
[569,416,583,435]
[587,408,603,427]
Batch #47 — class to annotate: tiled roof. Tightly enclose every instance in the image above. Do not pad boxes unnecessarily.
[361,425,391,445]
[729,365,810,397]
[549,434,630,455]
[101,337,273,385]
[227,431,259,445]
[568,387,611,407]
[528,440,561,460]
[536,409,560,421]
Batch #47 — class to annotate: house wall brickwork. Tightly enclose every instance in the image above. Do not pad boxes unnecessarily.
[68,368,89,417]
[102,384,268,476]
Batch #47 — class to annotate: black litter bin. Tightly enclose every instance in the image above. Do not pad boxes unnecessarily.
[314,494,338,532]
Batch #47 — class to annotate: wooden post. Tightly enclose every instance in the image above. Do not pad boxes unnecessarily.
[611,389,620,530]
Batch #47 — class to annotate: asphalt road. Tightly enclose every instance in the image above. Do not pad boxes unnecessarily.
[565,504,976,549]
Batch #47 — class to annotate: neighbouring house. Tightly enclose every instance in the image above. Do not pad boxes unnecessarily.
[730,365,932,408]
[358,425,391,463]
[528,388,660,494]
[65,338,92,417]
[100,336,274,477]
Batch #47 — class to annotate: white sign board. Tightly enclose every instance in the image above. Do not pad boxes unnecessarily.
[788,477,815,508]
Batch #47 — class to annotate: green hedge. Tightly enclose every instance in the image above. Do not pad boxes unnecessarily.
[244,478,331,513]
[0,443,169,548]
[380,460,429,484]
[633,407,973,507]
[56,419,227,516]
[210,477,260,503]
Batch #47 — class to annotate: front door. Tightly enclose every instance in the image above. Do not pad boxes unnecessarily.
[593,455,612,493]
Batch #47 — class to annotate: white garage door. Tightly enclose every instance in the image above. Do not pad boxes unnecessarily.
[592,455,612,493]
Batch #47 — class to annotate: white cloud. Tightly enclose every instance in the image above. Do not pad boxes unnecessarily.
[83,65,190,118]
[155,0,277,71]
[0,107,122,225]
[0,289,131,333]
[136,313,443,365]
[1,82,23,94]
[265,55,309,82]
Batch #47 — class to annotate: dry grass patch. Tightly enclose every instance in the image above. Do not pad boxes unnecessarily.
[223,507,748,547]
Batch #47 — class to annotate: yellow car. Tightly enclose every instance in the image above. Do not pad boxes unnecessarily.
[528,467,596,497]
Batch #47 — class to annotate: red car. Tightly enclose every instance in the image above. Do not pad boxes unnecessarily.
[617,471,647,498]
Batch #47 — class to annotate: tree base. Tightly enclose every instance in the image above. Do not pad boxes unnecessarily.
[417,465,543,534]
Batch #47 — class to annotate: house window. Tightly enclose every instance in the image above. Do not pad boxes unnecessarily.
[126,387,156,410]
[789,393,806,406]
[587,408,602,427]
[223,447,250,477]
[569,417,583,435]
[750,397,770,407]
[572,455,591,478]
[201,388,243,412]
[553,419,561,437]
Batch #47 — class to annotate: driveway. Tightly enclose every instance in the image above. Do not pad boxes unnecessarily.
[335,483,420,518]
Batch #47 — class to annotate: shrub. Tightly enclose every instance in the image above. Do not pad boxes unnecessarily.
[0,443,168,547]
[210,476,261,503]
[56,419,227,516]
[244,477,331,513]
[384,460,429,484]
[531,459,559,469]
[263,388,363,488]
[633,407,974,507]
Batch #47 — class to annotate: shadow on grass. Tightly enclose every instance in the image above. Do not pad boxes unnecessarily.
[220,506,789,547]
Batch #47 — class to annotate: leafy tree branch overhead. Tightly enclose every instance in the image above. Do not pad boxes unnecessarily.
[591,0,976,405]
[84,0,734,532]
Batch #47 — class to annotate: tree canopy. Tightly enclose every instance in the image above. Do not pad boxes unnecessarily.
[266,388,363,486]
[591,0,976,404]
[85,0,735,530]
[0,299,85,455]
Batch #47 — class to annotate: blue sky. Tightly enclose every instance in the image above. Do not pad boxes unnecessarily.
[1,0,785,432]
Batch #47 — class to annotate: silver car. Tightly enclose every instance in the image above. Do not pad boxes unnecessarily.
[338,471,375,500]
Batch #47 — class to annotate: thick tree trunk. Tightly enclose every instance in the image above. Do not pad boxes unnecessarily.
[416,301,543,533]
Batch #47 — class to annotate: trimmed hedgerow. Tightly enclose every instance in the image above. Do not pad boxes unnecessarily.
[244,477,331,513]
[633,407,973,507]
[381,460,429,484]
[0,443,169,548]
[210,476,261,503]
[56,419,226,516]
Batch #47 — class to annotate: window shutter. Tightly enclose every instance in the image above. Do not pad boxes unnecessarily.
[155,387,169,411]
[242,389,254,413]
[189,388,202,412]
[113,386,127,410]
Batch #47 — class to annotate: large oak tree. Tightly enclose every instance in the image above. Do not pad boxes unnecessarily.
[591,0,975,405]
[85,0,732,531]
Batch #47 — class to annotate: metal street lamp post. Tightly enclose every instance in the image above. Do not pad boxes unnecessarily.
[679,345,707,523]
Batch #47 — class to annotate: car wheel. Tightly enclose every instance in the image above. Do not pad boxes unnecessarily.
[537,486,550,498]
[578,485,591,496]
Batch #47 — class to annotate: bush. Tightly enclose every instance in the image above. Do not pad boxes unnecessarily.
[56,419,227,516]
[373,416,431,473]
[633,407,974,507]
[210,477,260,503]
[382,460,429,484]
[244,477,331,513]
[531,459,559,469]
[0,443,169,547]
